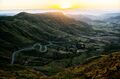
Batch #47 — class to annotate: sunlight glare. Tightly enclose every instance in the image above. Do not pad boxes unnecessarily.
[60,2,72,9]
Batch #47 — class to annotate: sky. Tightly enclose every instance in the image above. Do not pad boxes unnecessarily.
[0,0,120,10]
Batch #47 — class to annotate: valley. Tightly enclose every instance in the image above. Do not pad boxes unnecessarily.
[0,12,120,79]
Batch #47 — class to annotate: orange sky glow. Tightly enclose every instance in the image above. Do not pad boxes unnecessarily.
[0,0,120,10]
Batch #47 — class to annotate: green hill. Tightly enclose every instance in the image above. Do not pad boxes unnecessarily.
[0,12,93,58]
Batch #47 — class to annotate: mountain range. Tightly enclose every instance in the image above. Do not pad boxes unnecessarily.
[0,12,120,79]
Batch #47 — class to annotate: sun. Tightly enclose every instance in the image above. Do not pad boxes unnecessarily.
[60,2,72,9]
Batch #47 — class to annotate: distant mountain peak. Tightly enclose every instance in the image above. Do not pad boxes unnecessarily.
[14,12,32,18]
[16,12,28,15]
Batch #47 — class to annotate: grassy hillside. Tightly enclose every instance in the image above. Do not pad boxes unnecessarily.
[0,64,44,79]
[43,51,120,79]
